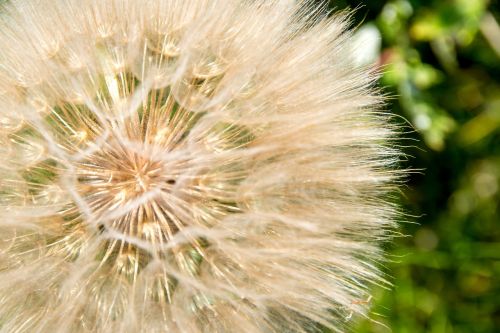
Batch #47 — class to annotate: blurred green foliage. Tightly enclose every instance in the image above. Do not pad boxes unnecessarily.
[323,0,499,332]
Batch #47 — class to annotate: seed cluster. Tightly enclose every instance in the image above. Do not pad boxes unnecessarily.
[0,1,402,332]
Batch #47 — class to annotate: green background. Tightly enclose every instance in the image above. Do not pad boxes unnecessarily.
[322,0,499,332]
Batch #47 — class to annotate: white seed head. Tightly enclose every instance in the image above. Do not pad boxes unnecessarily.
[0,1,403,332]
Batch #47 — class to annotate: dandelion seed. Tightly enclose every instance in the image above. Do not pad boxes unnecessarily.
[0,1,404,332]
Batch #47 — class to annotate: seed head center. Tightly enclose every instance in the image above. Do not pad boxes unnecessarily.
[114,157,165,200]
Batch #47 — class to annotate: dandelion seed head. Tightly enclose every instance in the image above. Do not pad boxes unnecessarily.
[0,0,404,332]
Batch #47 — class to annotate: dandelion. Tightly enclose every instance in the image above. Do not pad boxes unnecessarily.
[0,0,403,332]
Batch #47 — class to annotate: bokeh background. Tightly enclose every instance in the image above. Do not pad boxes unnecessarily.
[321,0,499,332]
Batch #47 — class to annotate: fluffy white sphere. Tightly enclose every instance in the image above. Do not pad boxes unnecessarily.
[0,1,403,332]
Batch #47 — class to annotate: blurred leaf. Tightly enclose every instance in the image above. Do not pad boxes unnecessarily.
[410,12,444,41]
[411,63,444,89]
[458,99,500,145]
